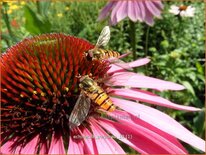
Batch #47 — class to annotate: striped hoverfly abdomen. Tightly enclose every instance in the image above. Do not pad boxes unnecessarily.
[69,75,115,130]
[79,75,116,112]
[85,26,120,61]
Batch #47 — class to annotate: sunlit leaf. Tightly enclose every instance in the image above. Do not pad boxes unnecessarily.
[195,62,204,74]
[24,5,51,35]
[182,81,195,96]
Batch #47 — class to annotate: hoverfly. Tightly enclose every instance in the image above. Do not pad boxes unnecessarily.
[85,26,133,71]
[85,26,120,61]
[69,75,115,130]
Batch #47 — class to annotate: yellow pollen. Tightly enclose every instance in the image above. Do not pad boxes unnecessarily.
[65,87,69,92]
[20,94,24,98]
[41,92,45,96]
[33,91,37,95]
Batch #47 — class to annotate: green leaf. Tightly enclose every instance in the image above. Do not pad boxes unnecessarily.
[181,81,195,96]
[24,5,51,35]
[160,40,169,49]
[193,111,205,136]
[195,62,204,74]
[37,1,51,17]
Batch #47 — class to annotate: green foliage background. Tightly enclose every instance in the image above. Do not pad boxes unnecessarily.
[1,0,205,153]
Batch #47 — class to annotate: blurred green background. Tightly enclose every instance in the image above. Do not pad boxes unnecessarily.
[1,0,205,153]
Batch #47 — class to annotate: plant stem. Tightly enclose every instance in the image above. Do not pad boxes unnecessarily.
[145,25,150,56]
[2,3,17,42]
[36,1,41,15]
[129,20,137,61]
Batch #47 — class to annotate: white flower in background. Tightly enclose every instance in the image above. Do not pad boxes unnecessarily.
[169,5,195,17]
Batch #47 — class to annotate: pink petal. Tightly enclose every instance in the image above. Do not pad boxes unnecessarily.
[145,0,162,18]
[98,2,115,21]
[39,142,49,154]
[111,97,205,152]
[153,0,164,10]
[143,3,155,26]
[118,52,131,59]
[108,58,150,74]
[79,126,98,154]
[110,2,122,25]
[68,128,85,154]
[18,135,39,154]
[116,1,128,23]
[98,110,187,154]
[110,110,188,153]
[110,88,201,111]
[0,138,16,154]
[133,0,143,22]
[48,133,66,154]
[137,1,146,21]
[89,119,126,154]
[128,57,150,68]
[128,1,137,22]
[106,71,185,91]
[94,117,174,154]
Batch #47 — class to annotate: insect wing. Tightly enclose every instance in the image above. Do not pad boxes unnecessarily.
[96,26,110,48]
[108,57,133,71]
[69,93,91,130]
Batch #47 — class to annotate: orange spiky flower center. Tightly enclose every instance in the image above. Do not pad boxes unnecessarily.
[1,34,110,146]
[179,5,188,11]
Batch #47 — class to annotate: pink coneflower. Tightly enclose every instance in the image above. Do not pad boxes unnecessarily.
[98,0,164,26]
[0,34,205,154]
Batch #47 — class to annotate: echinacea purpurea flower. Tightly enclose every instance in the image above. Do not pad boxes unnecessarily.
[0,33,205,154]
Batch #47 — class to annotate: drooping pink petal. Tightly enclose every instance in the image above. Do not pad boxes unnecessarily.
[108,58,150,74]
[118,51,132,59]
[137,1,146,21]
[133,0,143,22]
[110,88,200,111]
[111,97,205,152]
[39,142,49,154]
[79,126,98,154]
[108,110,188,153]
[89,119,126,154]
[48,133,66,154]
[143,2,155,26]
[98,0,163,26]
[94,116,177,154]
[128,57,150,68]
[110,2,122,25]
[101,110,187,154]
[68,128,85,154]
[145,0,162,18]
[0,138,16,154]
[152,0,164,10]
[106,71,185,91]
[98,2,115,21]
[17,135,39,154]
[116,1,128,23]
[128,0,137,22]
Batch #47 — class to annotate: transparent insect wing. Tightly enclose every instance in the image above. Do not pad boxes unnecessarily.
[108,57,133,71]
[69,93,91,130]
[96,26,111,48]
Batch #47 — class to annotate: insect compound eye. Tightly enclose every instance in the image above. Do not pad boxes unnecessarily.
[88,50,93,57]
[86,53,93,61]
[85,50,93,61]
